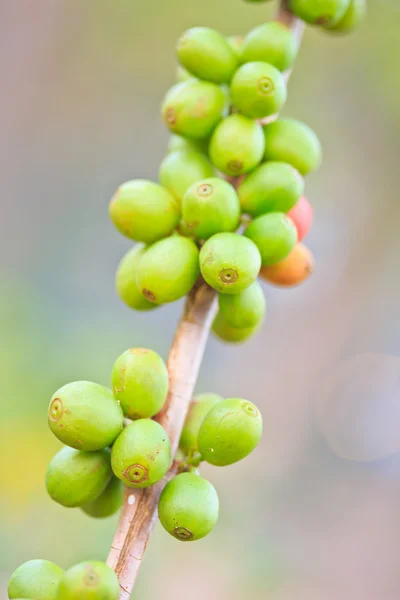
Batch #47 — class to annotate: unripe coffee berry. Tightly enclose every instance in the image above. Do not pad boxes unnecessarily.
[159,149,214,203]
[212,311,259,344]
[287,195,313,241]
[240,22,297,72]
[260,243,315,286]
[158,473,219,541]
[8,560,64,600]
[289,0,350,25]
[82,476,123,519]
[244,212,297,266]
[231,62,287,119]
[57,561,119,600]
[115,245,157,311]
[179,392,223,455]
[167,134,209,155]
[226,35,244,60]
[218,280,266,329]
[324,0,366,33]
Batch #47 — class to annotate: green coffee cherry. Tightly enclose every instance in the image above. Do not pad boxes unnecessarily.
[81,476,123,519]
[199,232,261,294]
[46,447,112,507]
[111,348,168,419]
[325,0,366,33]
[136,235,199,304]
[209,114,265,176]
[244,212,297,266]
[263,118,322,176]
[177,27,237,84]
[176,65,193,82]
[218,280,266,329]
[158,473,219,541]
[240,22,297,72]
[198,398,263,465]
[179,393,223,455]
[159,149,214,203]
[238,161,304,216]
[115,245,156,311]
[8,559,64,600]
[167,134,209,154]
[182,178,241,240]
[111,419,171,488]
[212,310,259,344]
[48,381,123,451]
[109,179,180,243]
[289,0,350,25]
[57,561,119,600]
[161,79,225,139]
[231,62,287,119]
[226,35,244,60]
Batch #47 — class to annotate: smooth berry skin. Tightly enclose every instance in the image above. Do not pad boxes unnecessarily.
[209,114,265,176]
[111,420,171,488]
[289,0,350,25]
[260,243,314,286]
[240,22,297,72]
[182,178,241,240]
[57,561,119,600]
[111,348,169,420]
[159,149,214,203]
[46,447,112,507]
[231,62,287,119]
[244,212,297,266]
[200,232,261,294]
[226,35,244,60]
[198,398,263,466]
[212,310,259,344]
[136,235,200,305]
[287,195,313,241]
[161,79,226,139]
[176,65,192,82]
[218,280,266,329]
[167,134,210,155]
[179,393,223,455]
[158,473,219,541]
[115,245,157,311]
[325,0,366,33]
[8,560,64,600]
[238,161,304,216]
[81,476,123,519]
[263,118,322,176]
[177,27,237,84]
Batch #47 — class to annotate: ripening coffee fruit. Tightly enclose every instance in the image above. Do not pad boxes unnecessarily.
[200,232,261,294]
[109,180,180,243]
[240,22,297,72]
[8,559,64,600]
[81,476,123,519]
[48,381,123,451]
[57,561,119,600]
[159,149,214,203]
[115,245,156,311]
[158,473,219,541]
[46,447,112,507]
[179,392,223,455]
[209,114,264,176]
[325,0,366,33]
[136,235,200,304]
[212,310,259,344]
[289,0,350,25]
[198,398,263,466]
[167,134,209,154]
[226,35,244,60]
[182,178,241,240]
[238,161,304,216]
[177,27,237,84]
[111,348,168,420]
[244,212,297,265]
[263,118,322,176]
[161,79,225,139]
[287,195,313,241]
[111,419,171,488]
[176,65,192,82]
[218,280,266,329]
[260,243,314,286]
[231,62,287,119]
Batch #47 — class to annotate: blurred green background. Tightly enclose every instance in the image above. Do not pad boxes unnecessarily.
[1,1,400,598]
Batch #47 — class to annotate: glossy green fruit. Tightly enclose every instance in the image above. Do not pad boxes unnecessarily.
[231,62,287,119]
[182,178,241,240]
[179,393,223,455]
[48,381,123,451]
[109,179,180,243]
[263,118,322,176]
[289,0,350,25]
[81,476,123,519]
[244,212,297,265]
[177,27,237,84]
[240,22,297,72]
[212,311,259,343]
[112,348,169,419]
[158,473,219,541]
[226,35,244,60]
[136,235,199,304]
[167,134,209,154]
[46,447,112,507]
[325,0,366,33]
[111,419,171,488]
[218,280,266,329]
[159,149,214,203]
[200,232,261,294]
[115,245,156,311]
[198,398,263,465]
[8,559,64,600]
[57,561,119,600]
[209,114,264,176]
[176,65,192,82]
[238,161,304,216]
[161,79,225,139]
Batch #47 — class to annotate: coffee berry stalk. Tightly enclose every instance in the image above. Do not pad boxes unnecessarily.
[8,1,366,598]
